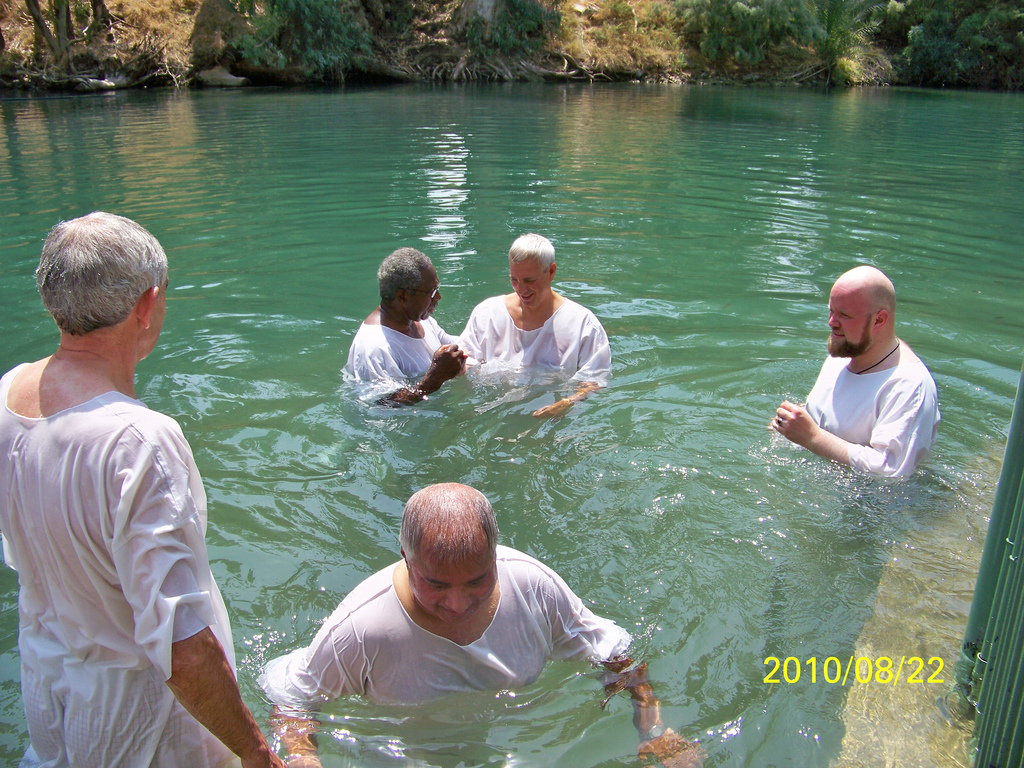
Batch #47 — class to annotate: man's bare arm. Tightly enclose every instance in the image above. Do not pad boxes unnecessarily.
[378,344,467,406]
[532,381,603,418]
[167,628,286,768]
[601,658,703,767]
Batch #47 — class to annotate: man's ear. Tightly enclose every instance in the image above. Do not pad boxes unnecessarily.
[873,308,889,328]
[549,263,557,279]
[134,286,161,329]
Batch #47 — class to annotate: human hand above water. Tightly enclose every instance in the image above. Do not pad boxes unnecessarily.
[421,344,468,391]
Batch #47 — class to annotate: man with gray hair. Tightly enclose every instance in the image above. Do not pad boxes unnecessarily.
[460,234,611,417]
[346,247,467,404]
[0,212,284,767]
[261,483,698,767]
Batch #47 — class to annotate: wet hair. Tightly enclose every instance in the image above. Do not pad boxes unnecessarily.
[36,212,168,336]
[509,233,555,269]
[400,483,499,566]
[378,248,434,303]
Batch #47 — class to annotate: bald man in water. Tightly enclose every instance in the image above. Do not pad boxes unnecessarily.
[772,265,940,477]
[261,483,701,767]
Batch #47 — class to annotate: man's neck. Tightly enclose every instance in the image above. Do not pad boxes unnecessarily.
[8,346,136,419]
[377,304,421,338]
[392,560,500,646]
[507,291,564,331]
[848,336,901,375]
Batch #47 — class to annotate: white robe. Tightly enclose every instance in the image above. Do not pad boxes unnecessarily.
[260,546,631,708]
[459,297,611,386]
[0,364,237,768]
[805,355,940,477]
[345,317,457,385]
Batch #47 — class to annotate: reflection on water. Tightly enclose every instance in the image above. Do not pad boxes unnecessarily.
[1,84,1023,767]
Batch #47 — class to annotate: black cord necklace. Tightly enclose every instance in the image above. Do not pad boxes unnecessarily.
[854,341,900,374]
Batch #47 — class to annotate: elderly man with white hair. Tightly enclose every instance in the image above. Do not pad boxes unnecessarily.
[460,233,612,417]
[261,483,700,768]
[773,265,940,476]
[0,212,283,768]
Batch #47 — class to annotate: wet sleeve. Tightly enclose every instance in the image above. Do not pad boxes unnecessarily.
[260,610,370,711]
[347,331,409,383]
[459,305,487,361]
[538,565,631,663]
[848,375,940,477]
[572,314,612,387]
[111,426,217,681]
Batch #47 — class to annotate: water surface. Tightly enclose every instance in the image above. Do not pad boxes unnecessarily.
[1,84,1022,767]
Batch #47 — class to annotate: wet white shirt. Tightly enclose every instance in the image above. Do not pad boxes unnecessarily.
[459,297,611,386]
[345,317,457,384]
[806,355,940,477]
[0,364,237,768]
[260,546,631,708]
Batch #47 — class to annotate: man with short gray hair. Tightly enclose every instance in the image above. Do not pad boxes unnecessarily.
[0,212,284,768]
[262,483,698,767]
[346,247,466,404]
[460,234,611,417]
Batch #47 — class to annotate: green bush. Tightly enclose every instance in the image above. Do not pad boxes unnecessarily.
[955,3,1024,88]
[890,0,1023,89]
[467,0,560,56]
[806,0,884,86]
[234,0,372,79]
[675,0,812,66]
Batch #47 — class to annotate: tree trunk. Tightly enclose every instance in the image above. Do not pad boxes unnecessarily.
[53,0,71,56]
[88,0,113,38]
[455,0,507,34]
[25,0,63,63]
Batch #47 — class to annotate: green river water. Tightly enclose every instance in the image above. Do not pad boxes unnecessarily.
[1,83,1022,767]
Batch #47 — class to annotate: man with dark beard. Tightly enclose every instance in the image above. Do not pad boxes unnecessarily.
[772,265,939,477]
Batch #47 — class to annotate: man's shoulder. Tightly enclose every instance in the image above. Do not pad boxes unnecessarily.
[350,321,388,347]
[496,545,562,583]
[80,393,183,444]
[328,562,402,626]
[554,297,604,328]
[889,356,938,398]
[470,295,510,315]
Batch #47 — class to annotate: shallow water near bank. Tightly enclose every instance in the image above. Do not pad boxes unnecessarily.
[1,83,1022,767]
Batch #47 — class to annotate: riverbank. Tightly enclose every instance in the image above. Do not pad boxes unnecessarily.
[0,0,859,91]
[1,0,1019,92]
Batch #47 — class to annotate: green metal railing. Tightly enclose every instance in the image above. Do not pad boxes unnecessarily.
[956,361,1024,767]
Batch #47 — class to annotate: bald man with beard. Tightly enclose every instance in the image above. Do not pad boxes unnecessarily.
[772,265,940,477]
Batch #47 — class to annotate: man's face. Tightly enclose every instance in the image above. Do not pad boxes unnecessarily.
[406,266,441,321]
[826,283,876,358]
[405,544,498,628]
[509,258,555,309]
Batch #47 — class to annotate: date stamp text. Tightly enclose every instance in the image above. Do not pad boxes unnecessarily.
[763,656,945,686]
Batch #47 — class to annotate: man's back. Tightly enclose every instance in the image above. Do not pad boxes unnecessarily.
[0,365,237,767]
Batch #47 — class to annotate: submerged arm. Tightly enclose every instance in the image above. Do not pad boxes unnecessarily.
[532,381,602,418]
[601,658,703,767]
[269,707,321,768]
